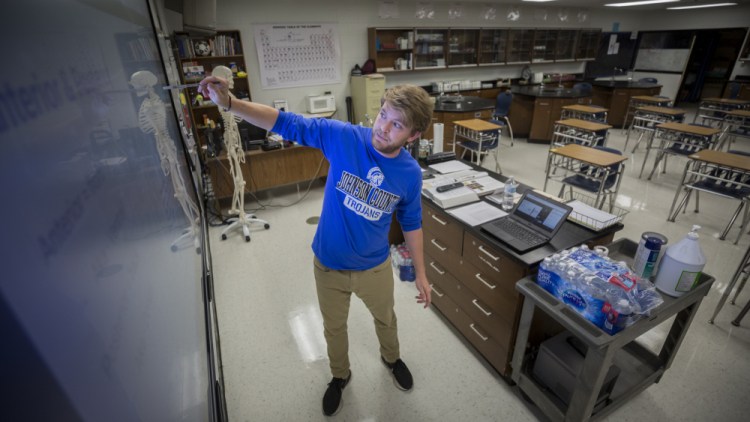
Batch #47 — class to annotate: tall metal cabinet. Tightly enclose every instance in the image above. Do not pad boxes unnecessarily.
[351,74,386,125]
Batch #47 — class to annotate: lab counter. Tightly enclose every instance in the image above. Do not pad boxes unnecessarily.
[432,96,496,112]
[510,86,593,143]
[591,82,663,127]
[512,85,591,99]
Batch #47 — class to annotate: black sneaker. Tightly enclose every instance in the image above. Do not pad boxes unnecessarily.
[322,371,351,416]
[381,357,413,391]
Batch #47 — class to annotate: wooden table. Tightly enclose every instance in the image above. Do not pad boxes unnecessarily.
[641,122,721,180]
[551,118,613,149]
[624,106,686,153]
[667,149,750,244]
[544,144,628,210]
[561,104,608,123]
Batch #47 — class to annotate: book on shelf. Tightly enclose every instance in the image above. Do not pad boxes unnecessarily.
[182,63,205,79]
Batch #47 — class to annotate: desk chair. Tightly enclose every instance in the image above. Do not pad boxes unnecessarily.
[573,82,592,92]
[490,91,514,147]
[668,158,750,244]
[573,82,593,102]
[647,127,716,181]
[727,82,741,100]
[558,146,625,211]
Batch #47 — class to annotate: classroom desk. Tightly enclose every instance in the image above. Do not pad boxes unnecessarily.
[693,97,750,128]
[718,109,750,151]
[624,106,686,153]
[561,104,608,123]
[667,150,750,244]
[550,119,613,149]
[642,122,721,180]
[623,95,673,129]
[452,119,504,172]
[544,144,628,210]
[419,161,622,379]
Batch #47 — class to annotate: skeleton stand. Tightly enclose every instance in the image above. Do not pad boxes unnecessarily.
[218,106,271,242]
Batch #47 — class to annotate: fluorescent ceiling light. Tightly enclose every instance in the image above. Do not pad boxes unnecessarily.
[605,0,679,6]
[522,1,557,3]
[667,3,737,9]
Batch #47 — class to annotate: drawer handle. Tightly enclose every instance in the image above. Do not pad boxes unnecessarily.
[479,255,500,273]
[472,299,492,316]
[430,239,447,251]
[429,261,446,275]
[478,245,499,261]
[470,323,489,341]
[430,284,444,297]
[430,214,448,226]
[475,273,496,290]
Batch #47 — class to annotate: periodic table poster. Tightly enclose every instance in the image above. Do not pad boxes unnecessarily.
[254,23,341,89]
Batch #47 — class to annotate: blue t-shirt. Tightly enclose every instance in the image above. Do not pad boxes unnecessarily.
[272,112,422,271]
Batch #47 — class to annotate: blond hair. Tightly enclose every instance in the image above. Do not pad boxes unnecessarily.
[381,85,433,135]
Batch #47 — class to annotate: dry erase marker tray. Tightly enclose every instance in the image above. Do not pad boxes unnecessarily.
[566,191,628,231]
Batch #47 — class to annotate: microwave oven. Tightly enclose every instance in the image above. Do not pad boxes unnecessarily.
[306,94,336,114]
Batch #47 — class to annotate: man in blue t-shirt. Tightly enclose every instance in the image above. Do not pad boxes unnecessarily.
[199,78,433,416]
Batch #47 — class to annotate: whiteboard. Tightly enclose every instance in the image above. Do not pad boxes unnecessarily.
[634,48,690,73]
[254,23,342,89]
[1,1,211,420]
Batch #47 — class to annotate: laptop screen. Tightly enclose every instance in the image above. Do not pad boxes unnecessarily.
[513,192,569,235]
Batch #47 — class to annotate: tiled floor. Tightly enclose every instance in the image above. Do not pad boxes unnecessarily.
[209,111,750,421]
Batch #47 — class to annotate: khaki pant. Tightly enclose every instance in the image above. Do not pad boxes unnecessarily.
[313,256,400,379]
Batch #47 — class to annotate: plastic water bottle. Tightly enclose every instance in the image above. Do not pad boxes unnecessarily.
[502,176,516,211]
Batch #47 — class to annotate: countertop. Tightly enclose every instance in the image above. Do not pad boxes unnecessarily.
[592,81,662,89]
[432,96,495,112]
[511,85,591,99]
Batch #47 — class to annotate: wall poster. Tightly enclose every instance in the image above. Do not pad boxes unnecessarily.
[254,23,341,89]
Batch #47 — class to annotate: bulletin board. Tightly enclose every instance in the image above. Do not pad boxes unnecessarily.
[254,23,341,89]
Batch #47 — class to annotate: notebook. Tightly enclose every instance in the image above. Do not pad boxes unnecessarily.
[480,190,573,254]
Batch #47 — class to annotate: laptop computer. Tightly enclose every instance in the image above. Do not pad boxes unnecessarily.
[481,190,573,254]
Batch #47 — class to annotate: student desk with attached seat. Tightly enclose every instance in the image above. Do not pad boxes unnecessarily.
[624,106,686,153]
[641,122,721,180]
[667,149,750,244]
[543,144,628,210]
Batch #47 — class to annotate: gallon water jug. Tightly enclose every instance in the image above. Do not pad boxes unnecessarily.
[654,225,706,297]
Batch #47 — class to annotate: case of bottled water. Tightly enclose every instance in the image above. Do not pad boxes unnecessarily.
[537,245,663,334]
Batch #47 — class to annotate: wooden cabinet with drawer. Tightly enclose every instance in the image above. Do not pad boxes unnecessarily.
[419,185,621,378]
[422,200,532,377]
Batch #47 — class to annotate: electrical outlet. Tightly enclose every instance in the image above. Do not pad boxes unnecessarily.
[273,99,288,112]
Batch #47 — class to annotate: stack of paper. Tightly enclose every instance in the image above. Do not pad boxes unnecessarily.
[447,202,507,226]
[428,160,473,174]
[422,184,479,209]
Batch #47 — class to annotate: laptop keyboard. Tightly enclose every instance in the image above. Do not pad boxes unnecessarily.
[494,218,546,244]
